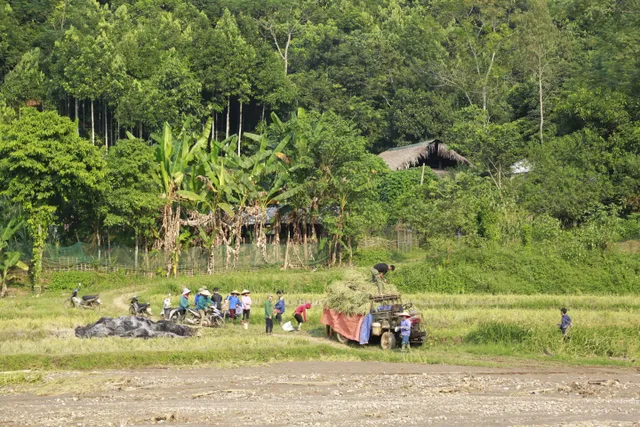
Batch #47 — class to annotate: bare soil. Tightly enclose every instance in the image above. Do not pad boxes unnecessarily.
[2,362,640,426]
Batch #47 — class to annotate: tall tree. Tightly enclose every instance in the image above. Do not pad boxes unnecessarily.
[0,108,106,291]
[517,0,563,144]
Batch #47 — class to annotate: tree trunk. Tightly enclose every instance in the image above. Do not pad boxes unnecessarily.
[238,101,243,156]
[104,102,108,150]
[74,98,79,135]
[96,227,101,261]
[134,230,139,271]
[211,111,215,145]
[283,225,291,270]
[538,63,544,144]
[226,96,230,139]
[0,277,7,298]
[138,122,143,139]
[91,99,95,145]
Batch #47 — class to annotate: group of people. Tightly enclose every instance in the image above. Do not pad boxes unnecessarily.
[173,286,311,334]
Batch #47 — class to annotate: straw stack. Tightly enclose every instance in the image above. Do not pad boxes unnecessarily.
[324,270,398,315]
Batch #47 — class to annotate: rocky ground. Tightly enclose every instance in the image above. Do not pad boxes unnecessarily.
[1,361,640,426]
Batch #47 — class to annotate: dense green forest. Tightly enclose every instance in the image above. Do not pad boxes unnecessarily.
[1,0,639,291]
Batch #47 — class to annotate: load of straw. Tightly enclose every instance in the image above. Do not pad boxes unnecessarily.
[324,270,398,315]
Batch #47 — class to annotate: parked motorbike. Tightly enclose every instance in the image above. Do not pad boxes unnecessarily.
[205,305,225,328]
[64,284,101,309]
[166,306,201,324]
[129,296,152,317]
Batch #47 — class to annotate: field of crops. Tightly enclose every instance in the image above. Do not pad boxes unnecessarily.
[1,267,638,374]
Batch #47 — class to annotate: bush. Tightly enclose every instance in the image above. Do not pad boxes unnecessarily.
[393,242,640,295]
[352,247,406,267]
[45,271,129,291]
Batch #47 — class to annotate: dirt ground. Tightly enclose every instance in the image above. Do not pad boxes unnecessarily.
[1,361,640,426]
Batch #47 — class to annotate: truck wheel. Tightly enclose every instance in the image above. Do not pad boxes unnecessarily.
[380,332,396,350]
[335,332,349,344]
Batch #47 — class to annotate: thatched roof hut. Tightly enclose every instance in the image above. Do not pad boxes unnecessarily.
[378,140,471,172]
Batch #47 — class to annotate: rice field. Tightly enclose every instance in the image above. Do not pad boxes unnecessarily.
[1,271,639,371]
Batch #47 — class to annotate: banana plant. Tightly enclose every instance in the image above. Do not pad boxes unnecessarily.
[129,119,210,277]
[0,218,28,297]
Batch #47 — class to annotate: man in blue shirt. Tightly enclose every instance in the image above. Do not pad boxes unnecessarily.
[558,307,572,338]
[226,290,241,325]
[274,291,285,325]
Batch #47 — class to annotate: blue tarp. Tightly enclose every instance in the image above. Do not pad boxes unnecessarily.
[359,314,373,344]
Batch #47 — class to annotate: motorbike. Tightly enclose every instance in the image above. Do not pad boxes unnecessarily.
[165,306,201,324]
[64,284,101,309]
[129,296,152,317]
[205,305,225,328]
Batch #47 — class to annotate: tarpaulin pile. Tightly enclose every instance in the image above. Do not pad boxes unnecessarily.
[75,316,193,338]
[321,309,373,345]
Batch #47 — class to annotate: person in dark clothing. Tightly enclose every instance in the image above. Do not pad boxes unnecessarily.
[371,263,395,294]
[558,307,572,337]
[212,287,223,310]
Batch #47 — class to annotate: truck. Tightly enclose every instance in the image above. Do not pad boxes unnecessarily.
[321,294,427,349]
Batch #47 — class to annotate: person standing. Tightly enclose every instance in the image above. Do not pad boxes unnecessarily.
[558,308,572,337]
[226,291,240,325]
[399,312,412,351]
[241,290,252,325]
[274,291,285,325]
[264,294,274,335]
[371,263,395,295]
[294,302,311,331]
[212,287,223,311]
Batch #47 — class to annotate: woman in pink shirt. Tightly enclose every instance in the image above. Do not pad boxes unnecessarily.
[241,290,252,325]
[294,302,311,331]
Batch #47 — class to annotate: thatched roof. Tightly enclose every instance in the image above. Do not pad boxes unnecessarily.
[378,140,471,171]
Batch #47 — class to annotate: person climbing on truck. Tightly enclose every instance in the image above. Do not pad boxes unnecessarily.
[371,263,395,295]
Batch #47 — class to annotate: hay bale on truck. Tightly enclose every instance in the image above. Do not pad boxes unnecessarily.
[321,271,427,350]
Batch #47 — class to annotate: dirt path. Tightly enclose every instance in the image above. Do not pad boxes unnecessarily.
[2,362,640,426]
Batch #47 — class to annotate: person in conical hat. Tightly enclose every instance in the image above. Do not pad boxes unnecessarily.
[226,291,241,324]
[179,288,191,315]
[196,290,213,326]
[399,312,412,351]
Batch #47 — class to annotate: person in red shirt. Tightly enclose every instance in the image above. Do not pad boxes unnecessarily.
[294,302,312,331]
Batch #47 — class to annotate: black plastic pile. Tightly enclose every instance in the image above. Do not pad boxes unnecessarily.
[75,316,193,339]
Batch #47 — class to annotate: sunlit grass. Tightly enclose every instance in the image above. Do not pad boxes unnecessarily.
[1,276,639,371]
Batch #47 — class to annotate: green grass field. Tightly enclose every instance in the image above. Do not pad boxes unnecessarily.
[1,267,639,374]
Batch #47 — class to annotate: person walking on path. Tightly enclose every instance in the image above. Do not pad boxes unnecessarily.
[196,290,212,326]
[371,263,395,294]
[226,291,241,325]
[241,290,252,325]
[274,291,285,325]
[294,302,312,331]
[265,295,274,335]
[399,312,412,351]
[558,307,572,338]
